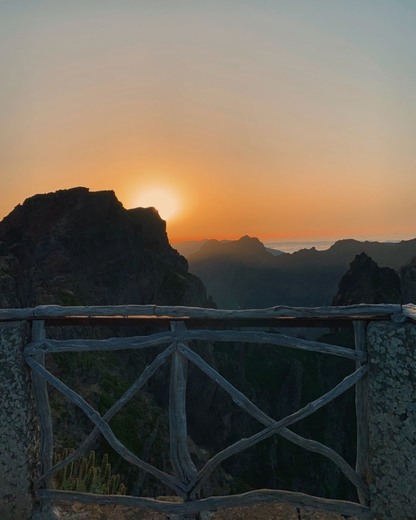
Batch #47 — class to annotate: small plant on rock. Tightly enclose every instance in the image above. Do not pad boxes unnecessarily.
[53,449,127,495]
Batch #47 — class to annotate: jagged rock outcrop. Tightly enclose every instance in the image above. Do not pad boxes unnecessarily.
[332,252,401,305]
[189,236,280,308]
[0,187,208,307]
[400,257,416,304]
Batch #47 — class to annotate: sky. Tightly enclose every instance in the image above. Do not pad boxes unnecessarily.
[0,0,415,242]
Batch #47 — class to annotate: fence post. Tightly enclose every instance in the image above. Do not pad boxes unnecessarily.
[0,320,37,520]
[353,320,370,505]
[30,320,61,519]
[366,320,416,519]
[168,321,211,520]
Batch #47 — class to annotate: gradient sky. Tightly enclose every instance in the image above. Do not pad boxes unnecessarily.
[1,0,415,242]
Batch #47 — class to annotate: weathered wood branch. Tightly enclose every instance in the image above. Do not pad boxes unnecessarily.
[25,329,365,360]
[38,343,176,482]
[277,428,369,501]
[175,342,368,496]
[354,320,370,506]
[31,320,54,492]
[177,342,281,423]
[169,323,196,495]
[37,488,372,518]
[183,350,367,494]
[25,356,186,495]
[25,333,182,356]
[0,303,402,321]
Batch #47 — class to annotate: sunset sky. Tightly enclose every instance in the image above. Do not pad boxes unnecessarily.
[1,1,415,242]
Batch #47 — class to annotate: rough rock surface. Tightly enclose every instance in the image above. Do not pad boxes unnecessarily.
[190,237,416,308]
[332,253,401,305]
[0,187,208,308]
[189,236,416,309]
[367,321,416,519]
[0,321,36,520]
[400,256,416,304]
[56,501,360,519]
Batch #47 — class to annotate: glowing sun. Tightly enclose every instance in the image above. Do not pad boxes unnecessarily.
[136,187,180,221]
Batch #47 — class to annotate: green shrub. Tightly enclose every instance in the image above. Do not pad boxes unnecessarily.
[53,449,127,495]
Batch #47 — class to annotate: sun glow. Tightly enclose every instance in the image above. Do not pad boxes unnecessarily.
[135,186,180,221]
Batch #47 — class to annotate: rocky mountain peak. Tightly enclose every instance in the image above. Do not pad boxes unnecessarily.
[332,252,401,305]
[191,235,271,266]
[400,257,416,304]
[0,187,208,307]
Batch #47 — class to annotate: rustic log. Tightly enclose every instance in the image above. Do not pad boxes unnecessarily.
[25,356,186,495]
[179,341,366,494]
[25,333,181,356]
[31,321,54,489]
[278,428,369,501]
[169,323,197,498]
[36,488,372,518]
[25,329,365,360]
[354,320,370,506]
[38,343,176,483]
[0,303,403,322]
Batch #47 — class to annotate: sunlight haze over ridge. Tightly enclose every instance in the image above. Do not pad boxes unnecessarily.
[1,0,415,242]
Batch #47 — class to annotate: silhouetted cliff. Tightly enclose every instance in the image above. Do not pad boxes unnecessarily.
[332,253,401,305]
[401,257,416,304]
[0,187,208,308]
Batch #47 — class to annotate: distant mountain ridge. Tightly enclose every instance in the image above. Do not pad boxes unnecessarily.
[173,237,283,259]
[192,235,273,265]
[188,235,416,308]
[401,257,416,304]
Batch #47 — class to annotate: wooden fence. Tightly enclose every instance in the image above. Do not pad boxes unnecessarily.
[14,304,414,518]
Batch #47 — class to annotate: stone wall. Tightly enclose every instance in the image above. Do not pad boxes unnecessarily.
[0,321,38,520]
[367,321,416,519]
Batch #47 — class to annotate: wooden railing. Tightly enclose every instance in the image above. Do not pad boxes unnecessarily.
[16,304,414,518]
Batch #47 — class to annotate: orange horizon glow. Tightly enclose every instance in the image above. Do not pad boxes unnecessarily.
[169,229,416,245]
[1,181,415,245]
[127,185,181,222]
[1,180,415,245]
[1,2,415,245]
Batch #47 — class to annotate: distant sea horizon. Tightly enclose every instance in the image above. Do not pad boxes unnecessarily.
[264,239,336,254]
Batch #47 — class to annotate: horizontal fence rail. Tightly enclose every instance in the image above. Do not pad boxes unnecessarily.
[2,302,413,321]
[25,329,367,360]
[20,304,415,518]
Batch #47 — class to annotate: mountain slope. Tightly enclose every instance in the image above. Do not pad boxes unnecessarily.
[332,253,401,305]
[401,257,416,304]
[0,187,208,307]
[189,236,416,308]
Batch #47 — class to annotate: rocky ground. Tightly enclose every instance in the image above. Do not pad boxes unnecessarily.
[57,501,359,520]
